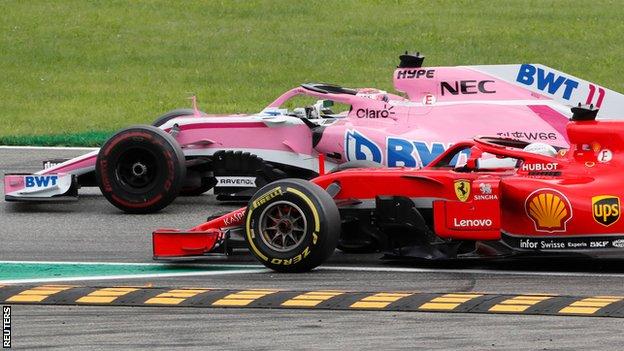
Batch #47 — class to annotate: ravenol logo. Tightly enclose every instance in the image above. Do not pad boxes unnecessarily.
[525,189,572,233]
[24,175,58,188]
[592,195,620,227]
[345,130,469,167]
[516,64,579,100]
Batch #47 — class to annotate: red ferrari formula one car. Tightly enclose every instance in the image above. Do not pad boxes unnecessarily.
[153,105,624,272]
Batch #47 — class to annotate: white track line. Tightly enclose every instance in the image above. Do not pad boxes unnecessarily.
[0,260,263,269]
[0,269,269,284]
[3,260,620,280]
[320,265,623,278]
[0,146,97,151]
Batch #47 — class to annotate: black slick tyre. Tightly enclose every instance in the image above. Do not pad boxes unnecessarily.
[95,125,186,213]
[244,178,340,272]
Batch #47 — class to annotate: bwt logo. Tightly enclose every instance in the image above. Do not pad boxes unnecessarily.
[344,130,469,167]
[516,64,579,100]
[25,175,58,188]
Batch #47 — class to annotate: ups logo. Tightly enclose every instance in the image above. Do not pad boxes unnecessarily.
[592,195,620,227]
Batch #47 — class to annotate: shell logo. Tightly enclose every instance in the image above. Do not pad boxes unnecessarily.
[525,189,573,233]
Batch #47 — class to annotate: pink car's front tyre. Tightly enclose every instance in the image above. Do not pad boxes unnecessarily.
[95,125,186,213]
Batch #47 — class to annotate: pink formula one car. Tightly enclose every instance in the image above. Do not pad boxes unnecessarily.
[5,53,624,213]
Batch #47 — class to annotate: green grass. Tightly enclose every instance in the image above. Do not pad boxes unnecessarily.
[1,0,623,145]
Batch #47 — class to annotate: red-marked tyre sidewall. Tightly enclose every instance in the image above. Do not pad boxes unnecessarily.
[95,125,186,213]
[245,179,340,273]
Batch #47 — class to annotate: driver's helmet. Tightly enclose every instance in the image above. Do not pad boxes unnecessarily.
[522,142,557,157]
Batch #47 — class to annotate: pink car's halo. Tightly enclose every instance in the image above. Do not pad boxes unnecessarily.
[5,53,624,213]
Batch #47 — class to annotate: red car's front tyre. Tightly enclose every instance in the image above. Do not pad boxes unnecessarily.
[95,125,186,213]
[244,179,340,272]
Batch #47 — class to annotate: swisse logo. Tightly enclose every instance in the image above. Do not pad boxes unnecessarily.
[453,218,493,227]
[612,239,624,248]
[521,163,558,172]
[356,105,395,119]
[592,195,620,227]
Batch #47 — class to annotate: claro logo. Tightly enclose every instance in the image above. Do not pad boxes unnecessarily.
[356,105,395,119]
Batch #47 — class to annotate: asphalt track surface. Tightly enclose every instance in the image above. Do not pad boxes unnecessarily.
[2,147,624,350]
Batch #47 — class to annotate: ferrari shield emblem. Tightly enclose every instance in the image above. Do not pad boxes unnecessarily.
[454,180,471,202]
[592,195,620,227]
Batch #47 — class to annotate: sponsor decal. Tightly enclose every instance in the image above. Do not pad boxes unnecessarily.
[597,149,613,163]
[355,105,396,119]
[525,188,572,233]
[440,80,496,96]
[612,239,624,248]
[592,195,620,227]
[396,69,435,79]
[507,235,624,251]
[422,93,436,105]
[516,64,579,100]
[454,180,471,202]
[344,130,470,167]
[480,183,492,194]
[585,83,606,108]
[453,218,493,227]
[345,130,383,164]
[223,211,245,226]
[590,241,609,248]
[474,183,498,200]
[558,149,568,157]
[527,171,561,177]
[24,175,58,188]
[521,163,559,172]
[496,131,558,141]
[215,176,256,188]
[252,187,283,209]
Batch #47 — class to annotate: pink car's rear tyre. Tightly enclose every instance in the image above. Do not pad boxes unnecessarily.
[95,125,186,213]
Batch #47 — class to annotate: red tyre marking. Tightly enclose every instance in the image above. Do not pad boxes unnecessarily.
[103,131,154,156]
[111,193,163,208]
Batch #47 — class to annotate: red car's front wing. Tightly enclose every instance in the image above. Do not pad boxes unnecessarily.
[153,208,245,259]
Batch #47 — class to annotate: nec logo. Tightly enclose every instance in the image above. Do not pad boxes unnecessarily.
[25,175,58,188]
[440,80,496,96]
[516,64,579,100]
